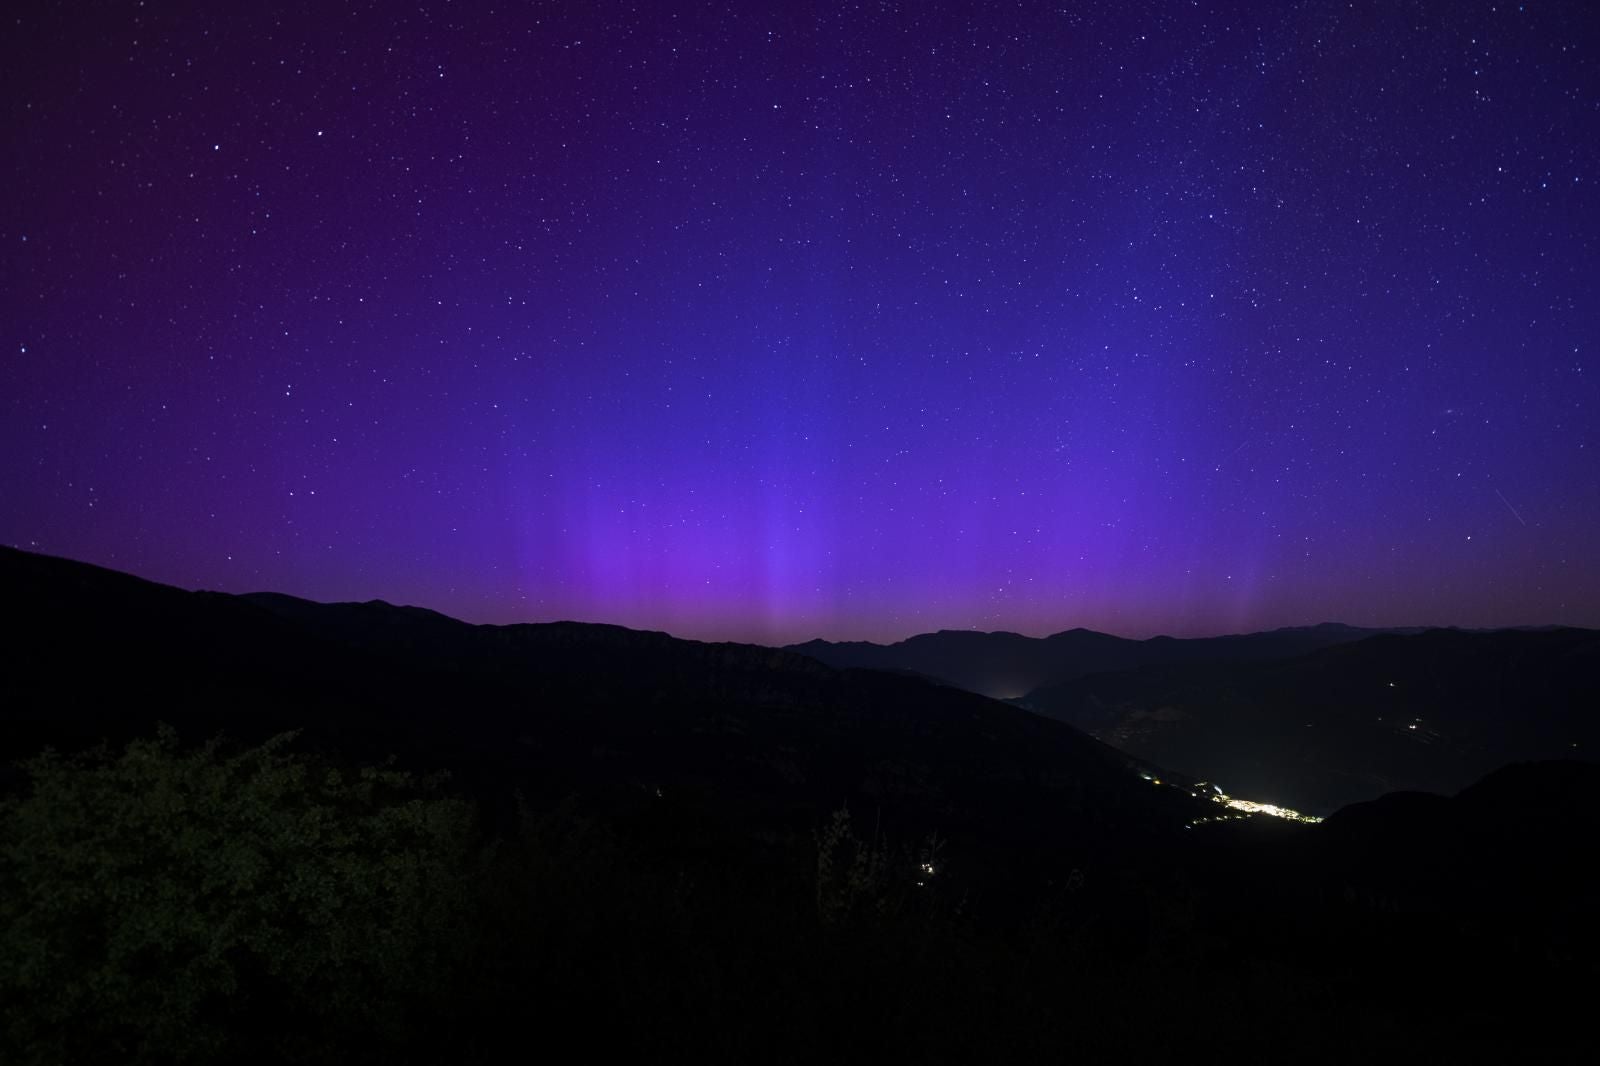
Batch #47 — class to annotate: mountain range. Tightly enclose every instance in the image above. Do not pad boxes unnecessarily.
[787,622,1404,699]
[0,545,1207,891]
[4,545,1597,1061]
[793,621,1598,814]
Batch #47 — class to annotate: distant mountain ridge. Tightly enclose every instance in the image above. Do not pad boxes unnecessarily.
[1020,626,1600,814]
[12,545,1586,822]
[5,547,1599,1059]
[0,546,1211,885]
[786,622,1404,698]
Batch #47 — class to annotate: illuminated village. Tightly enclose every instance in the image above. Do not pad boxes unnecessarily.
[1135,772,1324,827]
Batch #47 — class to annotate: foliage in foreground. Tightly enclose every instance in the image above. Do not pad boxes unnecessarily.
[1,727,1577,1065]
[0,727,479,1065]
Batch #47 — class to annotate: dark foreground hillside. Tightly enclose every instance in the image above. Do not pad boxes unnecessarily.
[2,547,1596,1063]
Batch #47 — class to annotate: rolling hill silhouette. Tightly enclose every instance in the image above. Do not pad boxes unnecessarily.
[787,622,1391,699]
[1019,627,1599,813]
[0,546,1207,892]
[4,546,1597,1061]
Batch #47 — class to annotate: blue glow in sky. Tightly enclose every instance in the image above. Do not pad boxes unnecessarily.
[4,1,1598,643]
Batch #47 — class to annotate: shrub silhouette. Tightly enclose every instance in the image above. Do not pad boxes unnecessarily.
[0,726,480,1065]
[814,805,892,926]
[2,723,1578,1064]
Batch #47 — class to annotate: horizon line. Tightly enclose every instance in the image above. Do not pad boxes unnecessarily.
[7,544,1592,649]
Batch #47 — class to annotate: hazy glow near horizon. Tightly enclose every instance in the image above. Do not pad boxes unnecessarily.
[4,2,1597,644]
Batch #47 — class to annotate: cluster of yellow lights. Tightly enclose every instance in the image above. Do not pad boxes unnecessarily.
[1185,814,1247,828]
[1216,796,1322,823]
[1141,771,1323,825]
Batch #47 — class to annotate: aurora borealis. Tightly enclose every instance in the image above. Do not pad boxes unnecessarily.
[4,1,1598,643]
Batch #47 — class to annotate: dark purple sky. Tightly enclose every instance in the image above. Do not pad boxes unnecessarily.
[5,1,1598,644]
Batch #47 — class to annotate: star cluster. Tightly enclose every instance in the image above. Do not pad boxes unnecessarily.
[4,1,1597,643]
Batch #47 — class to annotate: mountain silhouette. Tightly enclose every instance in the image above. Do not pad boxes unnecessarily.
[787,622,1391,699]
[1019,627,1599,813]
[0,546,1209,892]
[4,546,1597,1061]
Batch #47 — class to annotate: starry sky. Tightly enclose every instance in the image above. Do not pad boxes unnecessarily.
[4,1,1598,644]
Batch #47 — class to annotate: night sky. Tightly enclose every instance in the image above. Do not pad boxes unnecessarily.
[4,1,1598,644]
